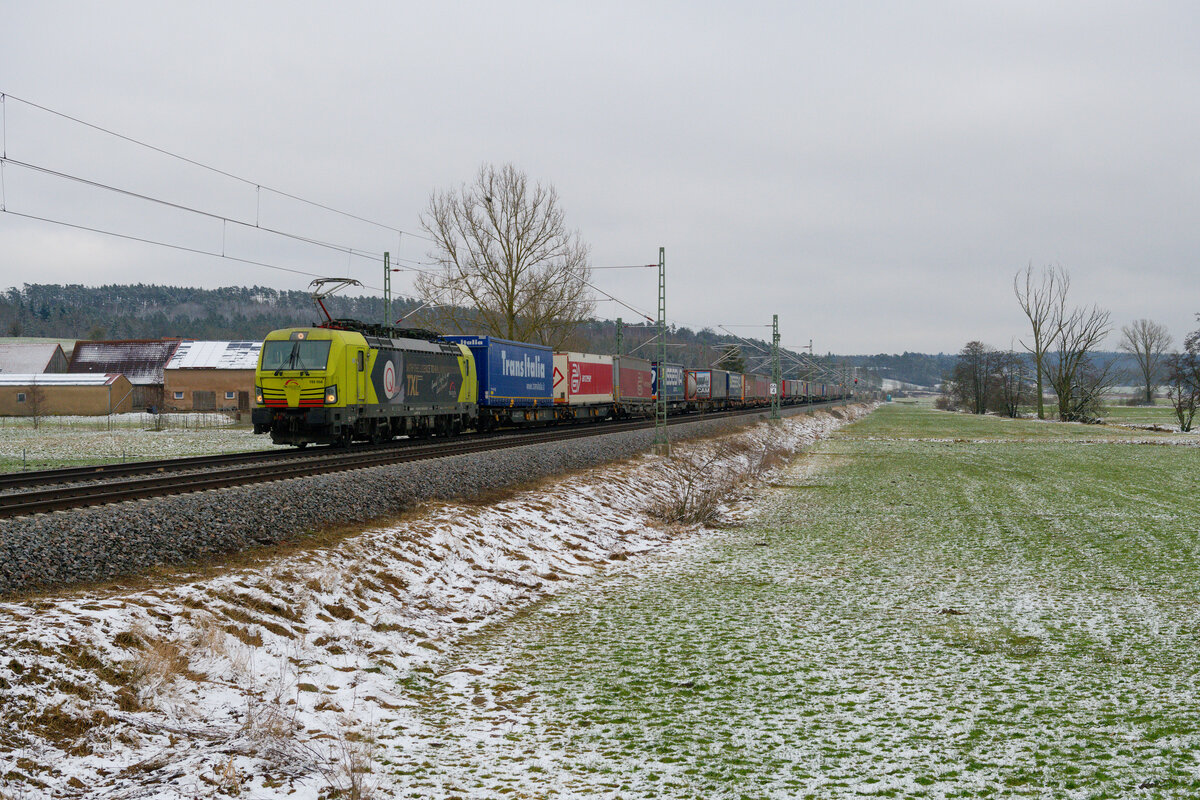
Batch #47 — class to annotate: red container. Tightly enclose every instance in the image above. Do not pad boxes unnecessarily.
[553,352,614,405]
[614,355,653,401]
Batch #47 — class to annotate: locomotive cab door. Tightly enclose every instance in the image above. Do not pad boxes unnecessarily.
[355,348,367,404]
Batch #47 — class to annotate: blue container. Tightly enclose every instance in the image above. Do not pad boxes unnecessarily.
[442,335,553,407]
[652,362,685,400]
[726,372,744,400]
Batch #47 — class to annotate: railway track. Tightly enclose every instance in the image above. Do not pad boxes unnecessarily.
[0,401,844,519]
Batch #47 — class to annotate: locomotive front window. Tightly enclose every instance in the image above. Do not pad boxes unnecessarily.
[262,340,332,373]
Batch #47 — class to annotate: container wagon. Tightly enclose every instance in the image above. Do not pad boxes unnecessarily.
[685,368,729,410]
[613,355,654,416]
[744,374,770,405]
[442,335,555,428]
[552,351,615,420]
[727,372,745,406]
[652,361,686,411]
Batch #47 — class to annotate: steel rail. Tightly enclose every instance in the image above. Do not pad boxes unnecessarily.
[0,401,844,519]
[0,429,540,492]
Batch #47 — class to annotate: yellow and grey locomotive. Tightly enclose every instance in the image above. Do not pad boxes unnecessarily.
[253,323,477,446]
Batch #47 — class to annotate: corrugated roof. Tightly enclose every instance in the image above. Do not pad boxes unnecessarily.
[166,340,262,370]
[0,373,123,386]
[69,340,181,385]
[0,343,65,373]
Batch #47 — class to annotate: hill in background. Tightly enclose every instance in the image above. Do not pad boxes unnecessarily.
[1,283,960,386]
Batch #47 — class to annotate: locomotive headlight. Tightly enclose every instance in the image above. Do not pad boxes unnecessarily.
[255,386,264,405]
[324,385,338,405]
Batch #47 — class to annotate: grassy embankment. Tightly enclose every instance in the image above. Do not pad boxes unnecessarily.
[386,403,1200,798]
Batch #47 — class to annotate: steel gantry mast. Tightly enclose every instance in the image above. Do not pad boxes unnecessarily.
[770,313,781,421]
[382,251,391,327]
[654,247,670,455]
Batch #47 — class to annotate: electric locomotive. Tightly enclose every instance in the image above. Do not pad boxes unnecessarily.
[252,322,477,446]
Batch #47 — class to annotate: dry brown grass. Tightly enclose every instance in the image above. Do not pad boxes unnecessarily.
[314,719,381,800]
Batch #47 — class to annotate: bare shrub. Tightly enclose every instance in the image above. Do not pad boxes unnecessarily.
[646,426,798,525]
[297,719,381,800]
[646,449,737,525]
[209,756,243,796]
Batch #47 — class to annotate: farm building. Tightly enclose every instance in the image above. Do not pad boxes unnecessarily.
[0,341,70,374]
[0,373,134,416]
[163,340,262,412]
[68,339,182,410]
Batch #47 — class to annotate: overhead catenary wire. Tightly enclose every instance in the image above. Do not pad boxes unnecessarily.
[1,92,854,361]
[0,155,395,268]
[2,92,684,332]
[0,91,436,244]
[1,208,386,291]
[715,322,845,382]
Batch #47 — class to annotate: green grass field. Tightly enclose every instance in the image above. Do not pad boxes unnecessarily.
[387,404,1200,798]
[1099,404,1182,428]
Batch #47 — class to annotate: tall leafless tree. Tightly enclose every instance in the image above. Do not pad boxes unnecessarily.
[1014,264,1069,419]
[1118,319,1172,404]
[416,163,594,349]
[1045,304,1113,422]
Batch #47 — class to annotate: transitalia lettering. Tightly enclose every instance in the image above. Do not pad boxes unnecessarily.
[500,350,547,379]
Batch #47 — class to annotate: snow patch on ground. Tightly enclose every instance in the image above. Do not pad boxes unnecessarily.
[0,413,282,467]
[0,408,867,799]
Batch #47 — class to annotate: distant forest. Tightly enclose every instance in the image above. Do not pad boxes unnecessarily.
[1,283,967,386]
[0,284,416,343]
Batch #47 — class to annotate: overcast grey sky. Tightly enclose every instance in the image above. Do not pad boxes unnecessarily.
[2,1,1197,353]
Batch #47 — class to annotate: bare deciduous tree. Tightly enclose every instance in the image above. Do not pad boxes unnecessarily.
[1046,304,1113,422]
[1165,317,1200,432]
[1118,319,1172,404]
[1164,352,1200,432]
[946,341,998,414]
[417,163,594,348]
[26,377,47,430]
[1014,264,1069,419]
[993,350,1028,418]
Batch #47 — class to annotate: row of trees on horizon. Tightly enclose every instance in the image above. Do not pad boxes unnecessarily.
[943,264,1200,431]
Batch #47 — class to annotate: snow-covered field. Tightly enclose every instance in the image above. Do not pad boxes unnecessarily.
[0,409,863,799]
[0,413,281,469]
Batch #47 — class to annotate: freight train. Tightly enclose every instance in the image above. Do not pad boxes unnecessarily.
[252,320,849,447]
